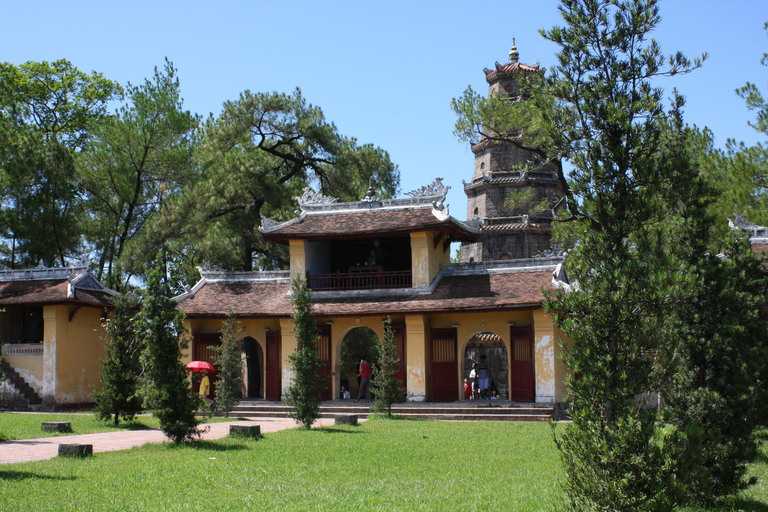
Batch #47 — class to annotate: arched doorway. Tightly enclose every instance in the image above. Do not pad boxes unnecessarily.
[339,327,379,400]
[242,337,263,399]
[464,332,509,399]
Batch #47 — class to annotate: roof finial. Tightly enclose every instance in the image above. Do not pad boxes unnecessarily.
[509,37,519,64]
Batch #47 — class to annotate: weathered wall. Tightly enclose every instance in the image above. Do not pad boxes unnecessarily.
[42,305,107,404]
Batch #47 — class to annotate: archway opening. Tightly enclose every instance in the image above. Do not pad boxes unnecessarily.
[340,327,379,400]
[242,336,263,399]
[464,332,509,399]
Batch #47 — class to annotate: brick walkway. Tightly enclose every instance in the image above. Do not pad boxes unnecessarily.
[0,417,338,464]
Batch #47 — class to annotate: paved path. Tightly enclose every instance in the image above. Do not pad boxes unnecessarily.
[0,417,338,465]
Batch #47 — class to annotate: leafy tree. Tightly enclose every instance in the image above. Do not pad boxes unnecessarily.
[139,252,200,443]
[285,276,326,429]
[447,1,707,509]
[0,59,120,267]
[93,293,143,426]
[214,308,244,417]
[78,59,199,290]
[370,318,406,417]
[161,88,399,273]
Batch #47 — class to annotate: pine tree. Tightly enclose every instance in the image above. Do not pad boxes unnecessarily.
[93,294,143,426]
[370,317,406,417]
[140,253,200,443]
[285,277,325,429]
[214,308,244,418]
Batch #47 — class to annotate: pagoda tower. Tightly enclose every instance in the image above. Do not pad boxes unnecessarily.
[461,41,563,262]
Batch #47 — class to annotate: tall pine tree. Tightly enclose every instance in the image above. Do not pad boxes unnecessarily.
[139,253,200,443]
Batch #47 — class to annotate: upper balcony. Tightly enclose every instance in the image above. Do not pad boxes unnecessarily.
[306,266,412,291]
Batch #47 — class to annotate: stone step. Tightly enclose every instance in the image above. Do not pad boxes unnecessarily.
[0,360,44,407]
[219,401,554,422]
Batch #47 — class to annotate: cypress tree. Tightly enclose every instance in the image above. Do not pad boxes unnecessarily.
[370,317,406,417]
[93,294,143,426]
[285,277,325,429]
[214,308,244,418]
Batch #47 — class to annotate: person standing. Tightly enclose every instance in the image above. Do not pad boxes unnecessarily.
[355,356,371,402]
[199,370,213,407]
[476,355,491,399]
[469,362,478,400]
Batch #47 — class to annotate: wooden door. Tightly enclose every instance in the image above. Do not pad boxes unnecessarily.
[317,325,333,401]
[265,331,281,401]
[430,328,457,402]
[509,326,534,402]
[393,324,407,393]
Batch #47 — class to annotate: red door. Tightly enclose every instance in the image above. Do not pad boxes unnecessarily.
[317,325,333,401]
[193,333,221,396]
[430,328,458,402]
[509,326,534,402]
[393,324,407,393]
[265,331,281,401]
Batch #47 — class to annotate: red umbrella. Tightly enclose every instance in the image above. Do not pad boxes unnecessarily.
[186,361,215,373]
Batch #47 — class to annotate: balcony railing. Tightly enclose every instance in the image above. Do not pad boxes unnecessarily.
[307,267,412,291]
[2,343,44,356]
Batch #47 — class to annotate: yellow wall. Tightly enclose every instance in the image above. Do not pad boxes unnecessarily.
[410,231,450,287]
[532,309,556,403]
[42,305,107,404]
[404,315,428,401]
[289,239,306,278]
[5,351,44,393]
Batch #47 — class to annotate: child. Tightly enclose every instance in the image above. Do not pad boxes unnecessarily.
[341,386,351,399]
[464,378,472,400]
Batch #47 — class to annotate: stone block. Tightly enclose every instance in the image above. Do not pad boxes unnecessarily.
[334,414,358,426]
[229,424,261,438]
[41,422,72,433]
[58,444,93,458]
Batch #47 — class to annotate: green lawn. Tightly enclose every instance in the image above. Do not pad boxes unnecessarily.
[1,419,768,511]
[0,412,227,441]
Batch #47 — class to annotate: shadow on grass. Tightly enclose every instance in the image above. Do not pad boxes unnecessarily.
[318,428,365,434]
[183,440,251,452]
[0,471,75,482]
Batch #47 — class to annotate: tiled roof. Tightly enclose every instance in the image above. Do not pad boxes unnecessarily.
[0,279,114,307]
[178,270,554,318]
[261,208,479,243]
[484,62,540,82]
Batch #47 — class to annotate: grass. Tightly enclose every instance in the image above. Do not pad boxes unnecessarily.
[1,418,768,511]
[1,419,561,511]
[0,412,228,441]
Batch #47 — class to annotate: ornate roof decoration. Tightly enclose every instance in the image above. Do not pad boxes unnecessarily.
[260,214,282,232]
[729,215,759,230]
[0,263,91,282]
[533,245,566,258]
[362,183,378,203]
[405,177,450,199]
[296,187,338,207]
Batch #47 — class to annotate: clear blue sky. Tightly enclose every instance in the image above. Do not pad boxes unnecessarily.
[2,0,767,221]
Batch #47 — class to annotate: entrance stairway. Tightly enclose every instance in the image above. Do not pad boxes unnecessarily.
[0,360,43,408]
[224,399,554,422]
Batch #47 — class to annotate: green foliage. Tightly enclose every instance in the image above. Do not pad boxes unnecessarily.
[161,88,399,273]
[214,309,244,417]
[78,59,199,291]
[0,59,120,268]
[93,294,144,427]
[532,1,713,509]
[285,277,326,429]
[370,318,406,417]
[139,253,200,443]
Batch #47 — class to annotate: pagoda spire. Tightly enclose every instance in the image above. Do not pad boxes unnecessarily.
[509,38,519,64]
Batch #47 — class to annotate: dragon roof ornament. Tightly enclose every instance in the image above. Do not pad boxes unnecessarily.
[405,177,450,199]
[296,187,338,207]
